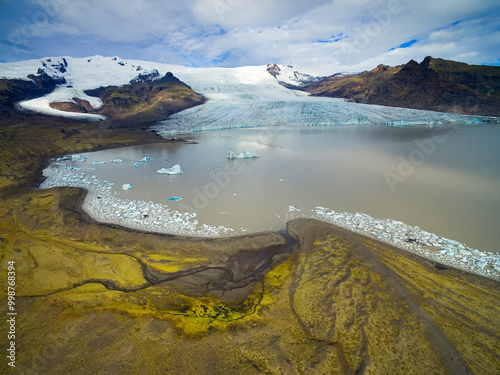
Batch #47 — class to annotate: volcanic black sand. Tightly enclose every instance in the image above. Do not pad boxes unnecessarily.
[1,114,499,374]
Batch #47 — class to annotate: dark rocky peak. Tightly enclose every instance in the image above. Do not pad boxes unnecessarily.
[157,72,183,85]
[129,69,161,84]
[51,62,67,73]
[27,71,66,88]
[39,58,69,75]
[371,64,392,73]
[404,59,420,68]
[266,63,281,78]
[420,56,434,68]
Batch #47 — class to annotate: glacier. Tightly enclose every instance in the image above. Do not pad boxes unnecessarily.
[1,56,497,126]
[152,65,497,134]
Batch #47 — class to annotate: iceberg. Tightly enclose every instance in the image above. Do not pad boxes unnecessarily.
[166,197,183,202]
[134,162,142,167]
[71,154,86,162]
[157,164,183,175]
[227,150,259,159]
[141,156,153,163]
[110,158,122,163]
[122,184,133,190]
[93,160,106,165]
[475,259,488,268]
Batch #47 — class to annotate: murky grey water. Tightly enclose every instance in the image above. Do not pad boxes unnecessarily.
[60,124,500,253]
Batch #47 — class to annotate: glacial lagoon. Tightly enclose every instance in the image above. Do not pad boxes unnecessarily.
[41,124,500,278]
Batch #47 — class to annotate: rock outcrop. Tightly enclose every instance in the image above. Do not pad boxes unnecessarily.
[304,57,500,116]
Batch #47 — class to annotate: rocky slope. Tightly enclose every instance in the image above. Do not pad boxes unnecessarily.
[304,57,500,116]
[0,56,205,124]
[80,70,204,125]
[0,71,65,118]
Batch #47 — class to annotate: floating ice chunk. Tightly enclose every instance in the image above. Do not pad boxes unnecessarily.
[71,154,86,162]
[110,158,122,163]
[280,178,284,182]
[288,205,301,212]
[157,164,183,175]
[134,162,142,167]
[475,259,488,268]
[438,249,455,256]
[122,184,133,190]
[141,157,153,163]
[93,160,106,165]
[227,150,259,159]
[492,262,500,272]
[166,197,183,202]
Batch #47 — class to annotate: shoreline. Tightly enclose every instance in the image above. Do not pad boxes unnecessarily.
[40,156,500,281]
[2,113,499,282]
[48,182,500,288]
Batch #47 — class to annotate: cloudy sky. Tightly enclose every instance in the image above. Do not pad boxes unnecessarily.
[1,0,499,74]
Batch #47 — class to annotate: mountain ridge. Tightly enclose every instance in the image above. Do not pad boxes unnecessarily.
[2,55,499,122]
[0,56,204,124]
[303,57,500,116]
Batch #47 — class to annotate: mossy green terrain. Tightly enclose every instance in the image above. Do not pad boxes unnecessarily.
[0,115,499,374]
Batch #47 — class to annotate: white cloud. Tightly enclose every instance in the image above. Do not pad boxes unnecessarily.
[1,0,499,73]
[188,0,328,28]
[42,0,195,43]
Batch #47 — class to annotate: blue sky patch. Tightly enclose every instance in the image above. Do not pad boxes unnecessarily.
[389,39,418,51]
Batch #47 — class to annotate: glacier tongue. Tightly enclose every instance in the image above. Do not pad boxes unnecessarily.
[153,65,493,134]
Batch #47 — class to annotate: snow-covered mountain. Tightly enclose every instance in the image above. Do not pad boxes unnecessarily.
[0,56,191,120]
[1,56,495,128]
[266,62,322,87]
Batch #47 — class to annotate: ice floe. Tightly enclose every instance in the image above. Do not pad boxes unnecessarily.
[166,197,183,202]
[157,164,183,175]
[227,150,259,159]
[122,184,133,190]
[71,154,86,162]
